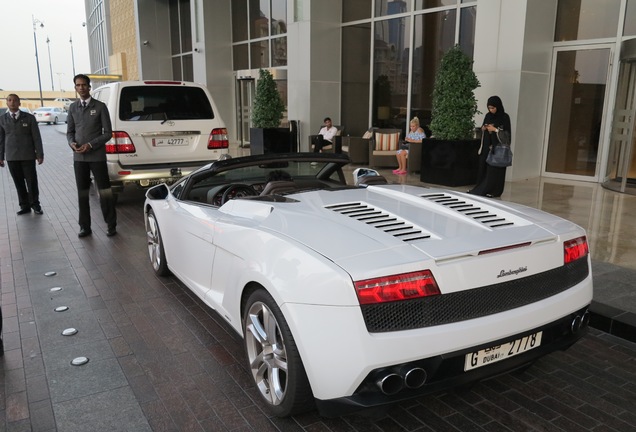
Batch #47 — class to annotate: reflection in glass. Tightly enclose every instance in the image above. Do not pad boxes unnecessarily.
[271,0,287,35]
[554,0,620,41]
[232,0,249,41]
[182,54,193,81]
[411,11,456,127]
[169,0,192,55]
[233,43,249,70]
[272,36,287,66]
[546,49,610,176]
[251,40,269,68]
[373,16,410,129]
[459,6,476,59]
[343,0,372,22]
[342,23,371,136]
[250,0,270,38]
[415,0,457,9]
[172,56,182,81]
[625,0,636,36]
[375,0,412,18]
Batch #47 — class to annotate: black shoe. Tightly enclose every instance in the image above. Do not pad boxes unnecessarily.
[78,228,92,238]
[17,208,31,215]
[106,227,117,237]
[32,206,43,215]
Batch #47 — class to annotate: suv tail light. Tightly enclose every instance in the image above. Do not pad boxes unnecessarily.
[208,128,229,149]
[355,270,441,305]
[106,131,136,154]
[564,236,588,264]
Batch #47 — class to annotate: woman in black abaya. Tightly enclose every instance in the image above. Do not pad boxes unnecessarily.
[469,96,511,197]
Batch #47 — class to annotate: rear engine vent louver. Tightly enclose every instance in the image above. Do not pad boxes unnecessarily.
[326,202,431,242]
[421,193,514,229]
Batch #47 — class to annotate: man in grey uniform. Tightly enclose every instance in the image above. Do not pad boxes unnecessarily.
[0,93,44,215]
[67,74,117,237]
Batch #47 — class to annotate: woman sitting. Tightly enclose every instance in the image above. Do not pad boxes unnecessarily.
[394,116,426,175]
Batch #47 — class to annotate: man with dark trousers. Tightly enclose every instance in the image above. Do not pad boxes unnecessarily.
[66,74,117,237]
[0,94,44,215]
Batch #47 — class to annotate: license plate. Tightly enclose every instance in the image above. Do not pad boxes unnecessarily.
[464,331,542,371]
[152,137,190,146]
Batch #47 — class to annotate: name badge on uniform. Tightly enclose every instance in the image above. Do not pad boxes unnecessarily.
[22,122,28,127]
[90,109,97,115]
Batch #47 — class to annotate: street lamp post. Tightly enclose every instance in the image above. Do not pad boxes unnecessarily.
[69,34,76,77]
[46,36,55,91]
[32,16,44,107]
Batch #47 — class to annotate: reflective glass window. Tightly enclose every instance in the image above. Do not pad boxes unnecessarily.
[272,36,287,66]
[624,0,636,36]
[343,0,372,22]
[373,16,410,129]
[272,0,287,35]
[459,6,476,59]
[251,40,269,68]
[415,0,458,9]
[233,43,249,70]
[375,0,412,18]
[232,1,249,41]
[411,10,456,127]
[342,23,372,136]
[251,0,270,38]
[554,0,621,41]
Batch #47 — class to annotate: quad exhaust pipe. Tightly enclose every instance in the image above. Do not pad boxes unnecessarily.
[376,367,427,395]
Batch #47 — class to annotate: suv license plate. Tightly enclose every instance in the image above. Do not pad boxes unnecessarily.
[152,137,190,146]
[464,331,542,371]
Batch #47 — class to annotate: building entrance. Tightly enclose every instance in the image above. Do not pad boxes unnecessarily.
[235,74,256,148]
[604,39,636,195]
[544,46,612,181]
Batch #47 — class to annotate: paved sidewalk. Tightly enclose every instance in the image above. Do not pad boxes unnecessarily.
[0,126,634,431]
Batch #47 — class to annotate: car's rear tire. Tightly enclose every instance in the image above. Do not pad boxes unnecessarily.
[243,290,314,417]
[53,116,58,124]
[146,209,170,276]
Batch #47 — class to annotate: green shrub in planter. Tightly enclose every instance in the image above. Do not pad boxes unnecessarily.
[252,69,285,128]
[430,45,480,140]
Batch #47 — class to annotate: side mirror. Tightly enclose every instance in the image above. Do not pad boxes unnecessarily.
[352,168,386,186]
[146,184,170,200]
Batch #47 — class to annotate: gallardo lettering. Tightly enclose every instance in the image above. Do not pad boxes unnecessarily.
[497,266,528,278]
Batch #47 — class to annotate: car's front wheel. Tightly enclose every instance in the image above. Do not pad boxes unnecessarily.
[146,209,170,276]
[243,290,313,417]
[53,116,58,124]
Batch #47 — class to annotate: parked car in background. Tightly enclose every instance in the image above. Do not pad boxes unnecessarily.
[91,80,229,194]
[144,152,593,418]
[34,107,68,124]
[54,97,73,109]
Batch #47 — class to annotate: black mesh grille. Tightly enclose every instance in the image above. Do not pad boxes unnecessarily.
[361,258,589,333]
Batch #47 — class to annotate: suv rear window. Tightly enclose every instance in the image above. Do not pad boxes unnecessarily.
[119,86,215,121]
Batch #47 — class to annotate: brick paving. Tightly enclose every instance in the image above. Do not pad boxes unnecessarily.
[0,126,635,431]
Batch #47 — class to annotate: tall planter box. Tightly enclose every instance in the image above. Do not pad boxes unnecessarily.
[420,138,480,187]
[250,128,293,155]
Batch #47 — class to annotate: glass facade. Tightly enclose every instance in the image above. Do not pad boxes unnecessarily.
[555,0,621,41]
[341,1,475,134]
[170,0,194,81]
[232,0,287,69]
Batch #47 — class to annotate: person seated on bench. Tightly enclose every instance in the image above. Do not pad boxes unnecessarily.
[394,116,426,175]
[312,117,337,153]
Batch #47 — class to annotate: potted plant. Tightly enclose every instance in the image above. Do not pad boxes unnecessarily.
[421,45,481,186]
[250,69,290,154]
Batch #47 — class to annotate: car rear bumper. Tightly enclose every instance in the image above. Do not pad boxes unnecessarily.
[314,305,589,417]
[106,157,225,190]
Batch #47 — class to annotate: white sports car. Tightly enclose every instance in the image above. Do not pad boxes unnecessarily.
[144,153,592,417]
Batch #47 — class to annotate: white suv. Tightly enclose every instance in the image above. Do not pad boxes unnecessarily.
[91,80,229,193]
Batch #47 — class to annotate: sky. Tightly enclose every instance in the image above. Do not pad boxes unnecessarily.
[0,0,91,93]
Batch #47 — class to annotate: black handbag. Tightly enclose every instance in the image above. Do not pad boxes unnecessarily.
[486,129,512,167]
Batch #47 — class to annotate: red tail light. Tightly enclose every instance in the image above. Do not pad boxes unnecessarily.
[355,270,441,305]
[564,236,589,264]
[106,131,136,154]
[208,128,229,149]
